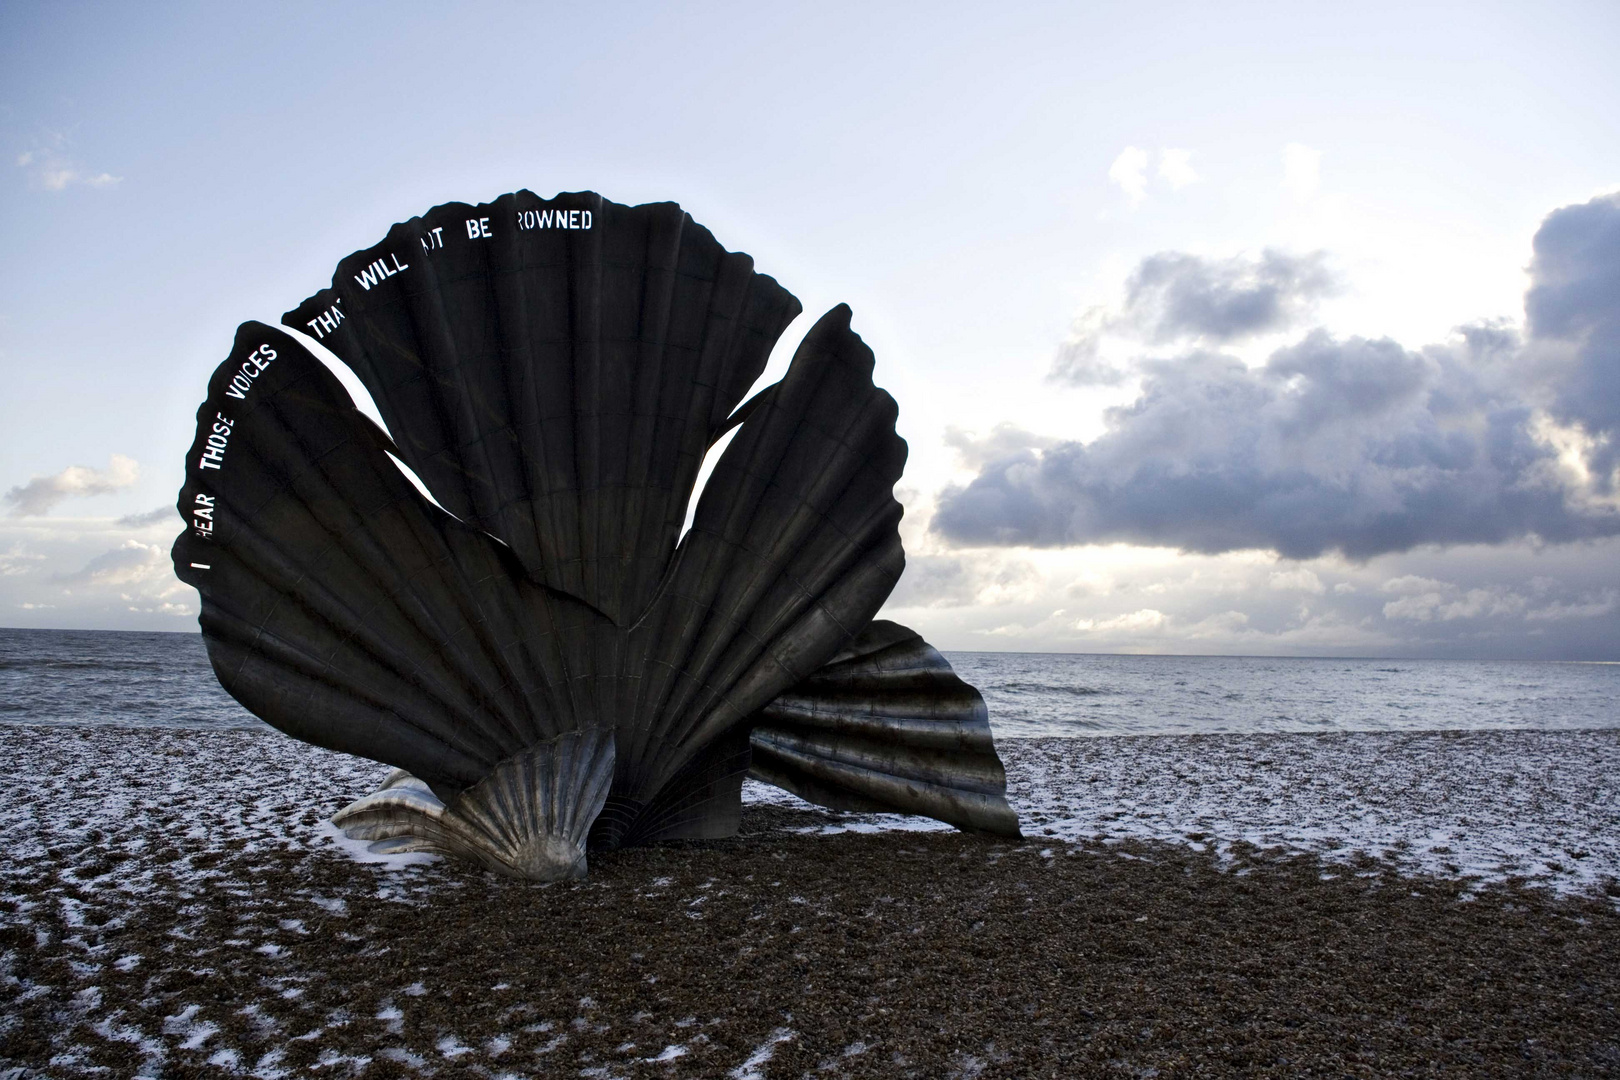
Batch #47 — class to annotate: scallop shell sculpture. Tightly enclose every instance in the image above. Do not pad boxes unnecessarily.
[173,191,1019,880]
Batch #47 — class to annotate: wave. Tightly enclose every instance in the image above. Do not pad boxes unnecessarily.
[991,682,1112,697]
[0,659,170,672]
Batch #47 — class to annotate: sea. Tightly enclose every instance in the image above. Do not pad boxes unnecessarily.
[1,626,1616,739]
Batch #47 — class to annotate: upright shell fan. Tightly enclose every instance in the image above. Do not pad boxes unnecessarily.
[174,191,1019,880]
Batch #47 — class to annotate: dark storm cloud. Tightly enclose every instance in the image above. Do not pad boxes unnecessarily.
[1525,192,1620,478]
[938,193,1620,559]
[1051,250,1338,384]
[939,338,1608,558]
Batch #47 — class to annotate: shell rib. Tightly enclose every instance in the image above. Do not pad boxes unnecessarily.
[593,303,908,848]
[749,621,1021,837]
[172,324,616,800]
[282,191,801,628]
[334,728,615,880]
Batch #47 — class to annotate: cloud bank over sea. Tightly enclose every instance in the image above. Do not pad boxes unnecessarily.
[937,193,1620,558]
[901,193,1620,657]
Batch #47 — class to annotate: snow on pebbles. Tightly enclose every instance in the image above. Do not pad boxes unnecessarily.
[757,729,1620,900]
[0,724,1616,1077]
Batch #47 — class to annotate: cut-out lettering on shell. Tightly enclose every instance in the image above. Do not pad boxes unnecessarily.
[174,190,1019,880]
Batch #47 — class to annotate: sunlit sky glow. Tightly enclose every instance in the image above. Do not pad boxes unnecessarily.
[2,1,1617,658]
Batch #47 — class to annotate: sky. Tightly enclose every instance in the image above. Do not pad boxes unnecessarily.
[1,0,1617,658]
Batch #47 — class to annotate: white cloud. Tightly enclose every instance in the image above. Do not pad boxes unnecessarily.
[1379,591,1442,621]
[1526,589,1618,622]
[4,454,140,516]
[0,543,45,577]
[54,540,170,588]
[15,137,122,192]
[1074,608,1167,632]
[1269,568,1325,594]
[0,516,196,628]
[1184,609,1250,637]
[887,552,1044,609]
[1063,570,1116,597]
[1381,582,1529,622]
[1157,148,1199,189]
[1108,146,1149,207]
[1106,147,1202,206]
[1282,142,1321,201]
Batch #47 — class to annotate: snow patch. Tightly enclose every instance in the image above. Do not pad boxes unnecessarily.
[732,1026,796,1079]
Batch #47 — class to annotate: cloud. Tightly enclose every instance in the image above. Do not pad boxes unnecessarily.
[1376,573,1616,624]
[117,506,176,527]
[886,551,1042,609]
[1050,318,1130,386]
[1073,608,1166,632]
[886,554,973,608]
[0,544,45,577]
[1108,146,1149,207]
[4,455,140,516]
[53,540,168,588]
[16,136,122,191]
[1282,143,1321,201]
[945,423,1061,469]
[1524,192,1620,479]
[1107,147,1204,209]
[884,533,1618,657]
[940,331,1617,558]
[940,192,1620,561]
[1183,609,1250,638]
[1380,574,1449,594]
[5,455,141,517]
[1381,582,1528,622]
[1125,249,1337,345]
[0,516,196,629]
[1050,249,1338,385]
[1525,589,1618,621]
[1269,568,1325,593]
[1158,148,1199,190]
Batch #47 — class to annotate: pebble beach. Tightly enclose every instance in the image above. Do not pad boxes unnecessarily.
[2,725,1618,1077]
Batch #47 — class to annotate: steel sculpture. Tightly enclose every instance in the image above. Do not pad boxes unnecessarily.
[173,191,1019,880]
